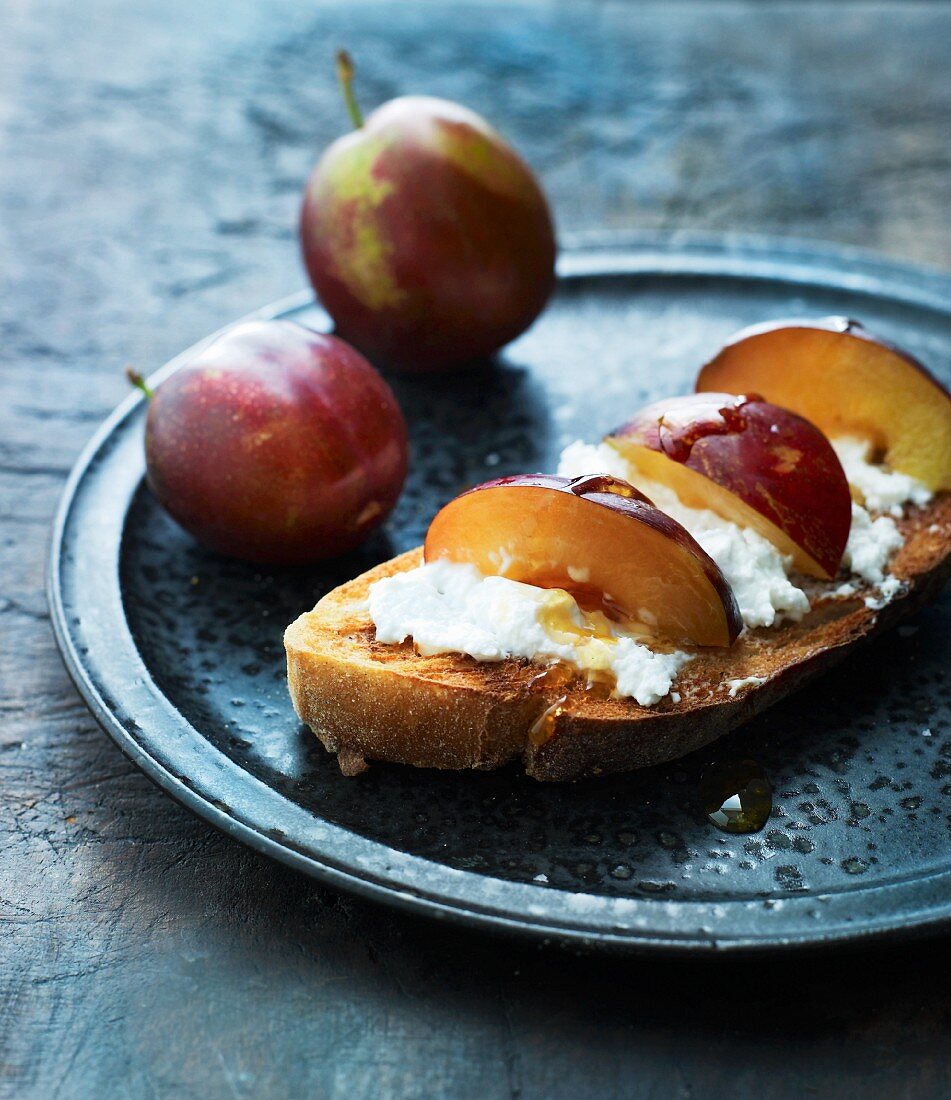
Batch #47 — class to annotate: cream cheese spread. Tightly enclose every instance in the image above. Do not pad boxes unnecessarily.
[834,436,930,584]
[832,436,932,517]
[557,442,808,629]
[841,502,904,585]
[368,560,691,706]
[726,675,767,697]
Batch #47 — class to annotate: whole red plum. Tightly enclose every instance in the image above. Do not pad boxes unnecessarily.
[300,56,556,374]
[143,320,408,564]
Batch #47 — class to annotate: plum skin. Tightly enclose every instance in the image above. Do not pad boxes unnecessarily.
[144,320,408,564]
[300,96,556,374]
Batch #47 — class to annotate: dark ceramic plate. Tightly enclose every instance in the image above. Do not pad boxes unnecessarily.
[49,234,951,953]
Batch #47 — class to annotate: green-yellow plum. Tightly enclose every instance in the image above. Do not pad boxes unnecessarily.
[300,53,555,374]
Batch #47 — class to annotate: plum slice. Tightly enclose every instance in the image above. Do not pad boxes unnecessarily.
[423,473,741,647]
[607,393,852,579]
[696,317,951,492]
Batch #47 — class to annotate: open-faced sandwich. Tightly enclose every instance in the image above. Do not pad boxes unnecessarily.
[285,318,951,780]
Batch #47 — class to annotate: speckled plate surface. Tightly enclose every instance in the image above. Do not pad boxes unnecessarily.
[49,234,951,952]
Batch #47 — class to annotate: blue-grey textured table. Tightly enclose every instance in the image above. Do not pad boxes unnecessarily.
[2,2,950,1096]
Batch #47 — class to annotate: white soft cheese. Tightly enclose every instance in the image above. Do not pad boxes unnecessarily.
[831,435,931,589]
[726,675,767,697]
[832,436,932,517]
[841,502,904,585]
[557,441,809,629]
[557,439,634,483]
[865,575,903,610]
[368,560,691,706]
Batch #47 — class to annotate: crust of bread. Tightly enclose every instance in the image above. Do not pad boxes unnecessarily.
[284,495,951,781]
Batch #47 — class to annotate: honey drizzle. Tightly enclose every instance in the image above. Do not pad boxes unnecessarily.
[529,694,568,746]
[584,669,614,700]
[527,663,617,745]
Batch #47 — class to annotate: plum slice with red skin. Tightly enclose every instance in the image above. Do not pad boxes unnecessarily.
[423,473,741,647]
[607,393,852,580]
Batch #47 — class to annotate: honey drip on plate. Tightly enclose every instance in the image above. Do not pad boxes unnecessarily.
[699,759,773,834]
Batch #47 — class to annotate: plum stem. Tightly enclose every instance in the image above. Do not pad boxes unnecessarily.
[126,367,154,399]
[336,50,364,129]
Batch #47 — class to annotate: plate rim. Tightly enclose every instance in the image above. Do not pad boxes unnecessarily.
[48,232,951,954]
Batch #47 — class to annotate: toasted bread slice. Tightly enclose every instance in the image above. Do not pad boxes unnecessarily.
[285,495,951,781]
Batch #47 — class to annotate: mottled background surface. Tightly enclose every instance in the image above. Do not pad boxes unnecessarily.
[2,1,950,1097]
